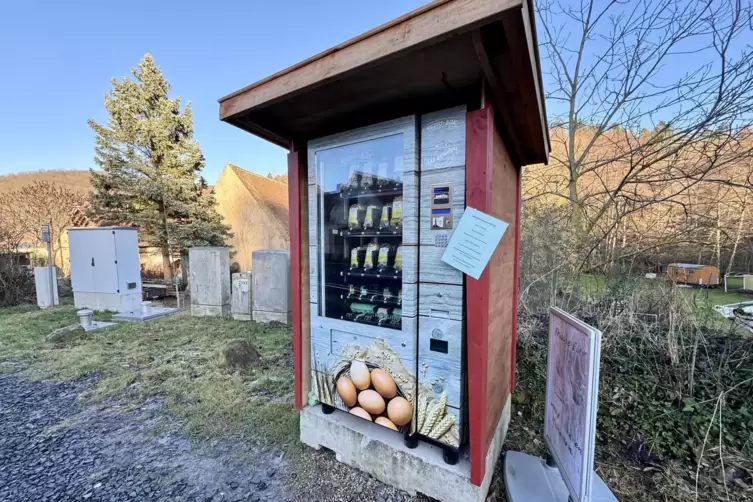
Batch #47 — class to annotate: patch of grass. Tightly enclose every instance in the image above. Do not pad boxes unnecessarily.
[0,307,298,448]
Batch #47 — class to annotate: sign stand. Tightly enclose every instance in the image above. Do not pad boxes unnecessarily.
[504,307,617,502]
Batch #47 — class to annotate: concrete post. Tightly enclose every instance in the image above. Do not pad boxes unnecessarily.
[34,266,59,308]
[251,250,291,324]
[189,247,231,316]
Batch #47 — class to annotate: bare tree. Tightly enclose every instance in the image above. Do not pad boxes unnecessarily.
[535,0,753,267]
[6,181,87,269]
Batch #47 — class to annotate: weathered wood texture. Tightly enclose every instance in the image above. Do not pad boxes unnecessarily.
[418,284,464,321]
[219,0,519,120]
[289,150,311,410]
[418,316,464,408]
[484,111,518,449]
[420,106,467,171]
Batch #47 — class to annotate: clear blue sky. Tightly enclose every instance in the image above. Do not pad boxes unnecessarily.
[0,1,428,184]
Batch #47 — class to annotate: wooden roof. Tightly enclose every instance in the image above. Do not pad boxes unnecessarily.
[218,0,549,165]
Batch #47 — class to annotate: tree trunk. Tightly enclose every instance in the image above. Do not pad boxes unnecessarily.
[726,191,748,275]
[162,247,172,285]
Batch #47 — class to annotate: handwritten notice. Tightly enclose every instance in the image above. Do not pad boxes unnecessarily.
[545,308,602,502]
[440,207,508,280]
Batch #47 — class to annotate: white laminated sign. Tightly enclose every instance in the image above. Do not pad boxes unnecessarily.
[545,307,602,501]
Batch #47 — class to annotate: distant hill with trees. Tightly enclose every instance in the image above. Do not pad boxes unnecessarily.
[0,170,91,194]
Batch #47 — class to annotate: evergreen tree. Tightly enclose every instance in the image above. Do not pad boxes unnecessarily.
[88,54,230,283]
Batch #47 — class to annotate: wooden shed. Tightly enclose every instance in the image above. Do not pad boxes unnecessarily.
[667,263,720,286]
[218,0,548,498]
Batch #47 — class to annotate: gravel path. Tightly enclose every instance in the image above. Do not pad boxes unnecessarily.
[0,372,420,502]
[0,373,288,502]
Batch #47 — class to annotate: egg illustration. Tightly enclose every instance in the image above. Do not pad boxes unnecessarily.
[375,416,398,431]
[349,407,372,421]
[336,377,357,407]
[350,360,371,390]
[370,368,397,399]
[387,396,412,426]
[358,389,386,415]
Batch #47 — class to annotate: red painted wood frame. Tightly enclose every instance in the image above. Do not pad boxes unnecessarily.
[289,150,306,410]
[465,106,522,485]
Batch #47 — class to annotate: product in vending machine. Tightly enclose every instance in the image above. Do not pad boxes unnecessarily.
[348,204,365,230]
[376,307,390,321]
[382,287,393,302]
[360,162,375,188]
[379,205,392,230]
[348,284,356,296]
[364,204,381,229]
[350,247,364,269]
[390,196,403,228]
[394,246,403,272]
[377,244,393,270]
[364,241,379,270]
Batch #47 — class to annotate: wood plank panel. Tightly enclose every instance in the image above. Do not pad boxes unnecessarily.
[418,284,464,320]
[418,316,464,408]
[420,106,467,171]
[465,107,493,486]
[484,117,517,448]
[289,149,310,410]
[219,0,520,119]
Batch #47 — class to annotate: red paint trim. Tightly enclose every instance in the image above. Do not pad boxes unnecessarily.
[288,151,305,410]
[465,107,494,486]
[510,169,521,392]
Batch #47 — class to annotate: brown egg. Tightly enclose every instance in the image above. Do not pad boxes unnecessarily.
[358,389,386,415]
[350,360,371,390]
[336,377,357,407]
[349,407,372,421]
[370,368,397,399]
[387,396,412,426]
[375,416,398,431]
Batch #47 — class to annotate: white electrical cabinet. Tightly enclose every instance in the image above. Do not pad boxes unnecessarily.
[68,227,142,312]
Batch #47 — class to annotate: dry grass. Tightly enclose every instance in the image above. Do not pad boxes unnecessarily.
[0,305,299,447]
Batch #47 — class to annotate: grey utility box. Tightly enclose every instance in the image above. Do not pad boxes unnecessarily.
[189,247,230,316]
[251,250,291,324]
[68,227,142,312]
[231,272,252,321]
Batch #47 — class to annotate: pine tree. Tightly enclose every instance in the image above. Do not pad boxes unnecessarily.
[88,54,230,284]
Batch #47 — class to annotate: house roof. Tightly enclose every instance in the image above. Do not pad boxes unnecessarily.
[225,164,289,230]
[218,0,549,166]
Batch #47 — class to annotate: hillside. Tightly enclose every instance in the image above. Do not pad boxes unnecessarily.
[0,170,91,194]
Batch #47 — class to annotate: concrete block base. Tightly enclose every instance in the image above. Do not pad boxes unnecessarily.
[83,321,117,332]
[113,307,178,322]
[300,398,511,502]
[191,304,230,317]
[252,310,291,324]
[232,313,252,321]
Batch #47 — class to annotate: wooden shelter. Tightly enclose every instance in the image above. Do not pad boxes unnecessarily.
[667,263,720,286]
[219,0,548,493]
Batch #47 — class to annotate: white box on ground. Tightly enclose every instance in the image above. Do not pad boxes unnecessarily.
[251,250,291,324]
[68,227,142,312]
[189,247,230,316]
[505,307,616,502]
[34,266,59,308]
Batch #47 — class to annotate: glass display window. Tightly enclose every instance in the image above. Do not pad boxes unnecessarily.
[315,134,404,330]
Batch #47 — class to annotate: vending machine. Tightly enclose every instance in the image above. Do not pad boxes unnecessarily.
[308,107,468,461]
